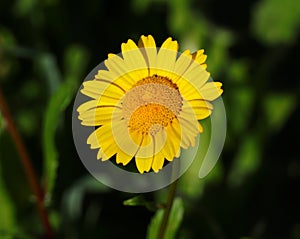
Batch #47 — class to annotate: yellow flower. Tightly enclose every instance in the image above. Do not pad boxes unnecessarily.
[77,35,223,174]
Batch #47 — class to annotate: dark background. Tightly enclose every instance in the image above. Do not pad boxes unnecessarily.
[0,0,299,238]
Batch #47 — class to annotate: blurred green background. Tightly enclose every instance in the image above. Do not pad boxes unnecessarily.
[0,0,300,238]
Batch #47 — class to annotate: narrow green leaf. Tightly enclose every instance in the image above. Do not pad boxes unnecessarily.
[123,195,146,206]
[165,198,184,239]
[147,209,164,239]
[123,195,160,211]
[146,198,184,239]
[0,162,16,239]
[42,46,89,203]
[36,53,62,95]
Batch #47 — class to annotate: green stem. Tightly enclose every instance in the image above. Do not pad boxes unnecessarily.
[158,179,178,239]
[0,89,53,238]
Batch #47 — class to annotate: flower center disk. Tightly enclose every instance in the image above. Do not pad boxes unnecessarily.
[121,75,183,136]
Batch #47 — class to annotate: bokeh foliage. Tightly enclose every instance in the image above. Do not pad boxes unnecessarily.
[0,0,300,238]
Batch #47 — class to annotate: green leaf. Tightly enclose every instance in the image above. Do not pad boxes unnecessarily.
[252,0,300,45]
[228,133,261,187]
[147,209,164,239]
[131,0,152,14]
[146,198,184,239]
[178,119,210,198]
[123,195,146,206]
[42,45,89,204]
[263,93,297,131]
[36,53,62,95]
[13,0,37,17]
[229,87,255,134]
[123,195,161,211]
[206,29,234,76]
[62,175,109,220]
[0,163,16,239]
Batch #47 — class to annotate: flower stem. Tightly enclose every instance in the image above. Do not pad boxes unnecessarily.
[158,178,178,239]
[0,89,53,238]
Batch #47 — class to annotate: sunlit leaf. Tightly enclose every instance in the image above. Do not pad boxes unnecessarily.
[229,87,255,134]
[206,29,234,76]
[228,60,249,83]
[42,45,89,203]
[228,133,261,187]
[252,0,300,44]
[123,195,147,206]
[13,0,36,17]
[123,195,160,211]
[263,93,297,131]
[168,0,191,35]
[146,198,184,239]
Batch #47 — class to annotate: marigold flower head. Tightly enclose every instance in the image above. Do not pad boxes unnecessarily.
[77,35,223,174]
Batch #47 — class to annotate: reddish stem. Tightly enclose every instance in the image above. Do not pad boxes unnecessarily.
[0,88,53,238]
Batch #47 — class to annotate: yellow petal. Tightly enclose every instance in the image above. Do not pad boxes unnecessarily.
[180,61,210,90]
[95,69,115,82]
[182,100,212,120]
[192,49,207,65]
[178,101,199,148]
[105,53,128,76]
[138,35,156,48]
[172,50,193,82]
[87,127,102,149]
[96,149,105,160]
[104,54,136,88]
[151,152,165,172]
[77,99,97,114]
[162,119,181,161]
[81,80,124,103]
[153,128,167,154]
[135,133,154,159]
[121,39,148,79]
[88,125,118,160]
[135,157,153,174]
[156,38,178,76]
[111,121,141,157]
[99,138,118,161]
[161,37,179,51]
[188,99,214,110]
[198,122,204,133]
[199,82,223,101]
[138,35,158,76]
[79,106,122,126]
[178,117,199,148]
[116,150,133,166]
[87,125,110,148]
